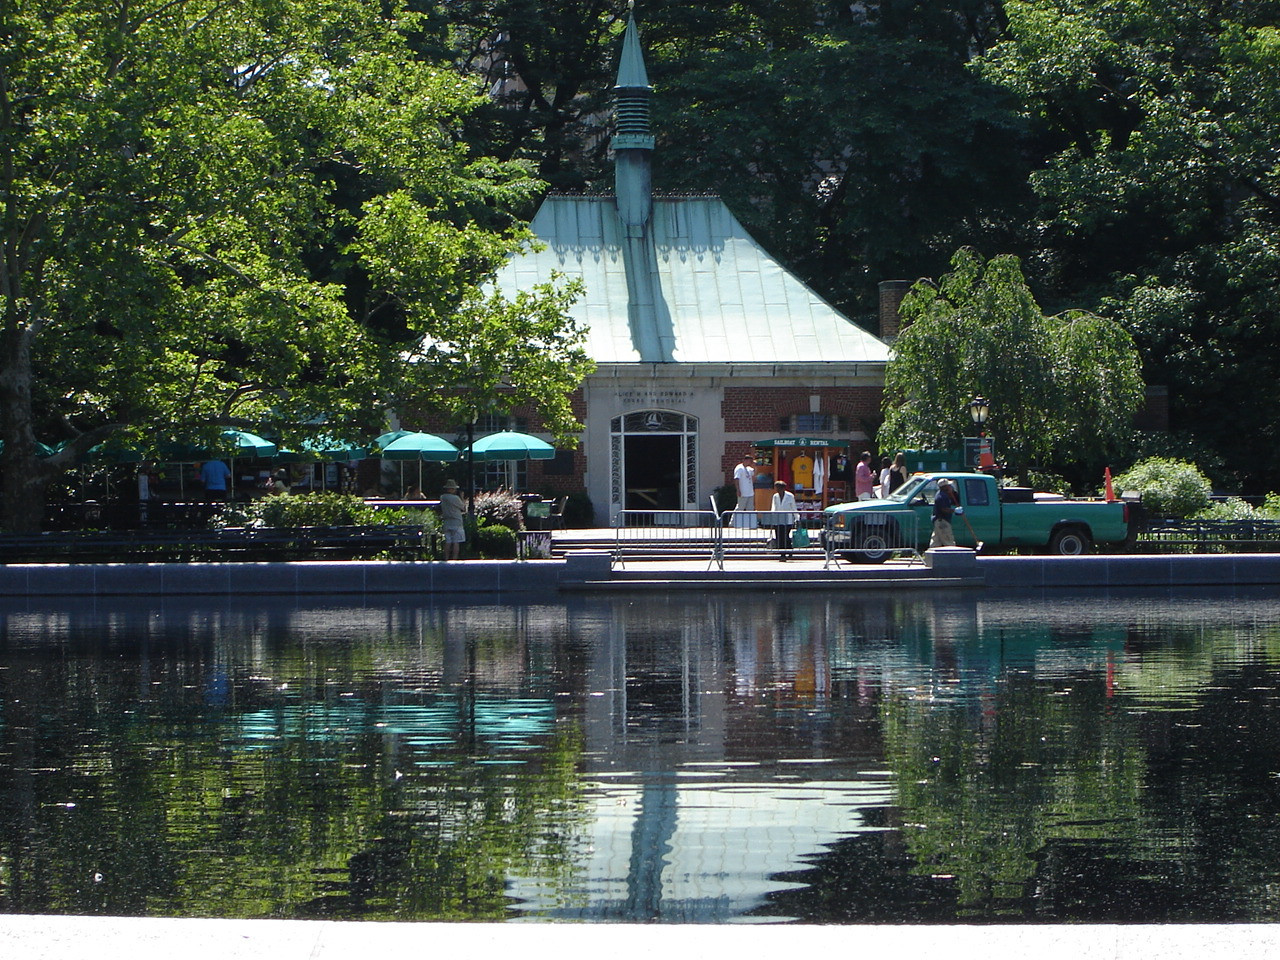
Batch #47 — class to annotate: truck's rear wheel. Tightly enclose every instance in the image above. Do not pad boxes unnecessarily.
[1049,526,1092,556]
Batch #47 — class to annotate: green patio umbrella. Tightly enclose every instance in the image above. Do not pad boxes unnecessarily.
[378,432,460,494]
[276,437,368,462]
[371,430,413,453]
[466,431,556,461]
[276,437,368,491]
[220,429,277,457]
[379,432,459,461]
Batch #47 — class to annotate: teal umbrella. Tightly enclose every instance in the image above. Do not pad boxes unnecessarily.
[0,439,57,458]
[378,432,459,495]
[372,430,413,453]
[220,429,277,457]
[379,432,459,461]
[276,436,368,462]
[467,431,556,461]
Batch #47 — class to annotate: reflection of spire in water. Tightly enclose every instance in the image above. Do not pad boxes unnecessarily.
[624,781,679,920]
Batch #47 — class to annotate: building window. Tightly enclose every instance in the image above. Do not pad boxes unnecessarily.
[470,414,528,434]
[780,413,848,433]
[480,460,527,491]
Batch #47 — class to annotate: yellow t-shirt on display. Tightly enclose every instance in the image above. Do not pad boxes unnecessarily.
[791,454,814,490]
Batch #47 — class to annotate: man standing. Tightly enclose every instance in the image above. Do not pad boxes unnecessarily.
[929,478,961,548]
[732,453,757,528]
[855,451,876,500]
[200,459,232,501]
[439,479,467,560]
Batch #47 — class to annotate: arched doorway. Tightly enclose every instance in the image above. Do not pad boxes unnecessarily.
[610,411,698,516]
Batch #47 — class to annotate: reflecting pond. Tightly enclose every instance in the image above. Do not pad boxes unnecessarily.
[3,588,1280,923]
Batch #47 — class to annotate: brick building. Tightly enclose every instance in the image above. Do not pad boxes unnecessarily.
[485,11,890,523]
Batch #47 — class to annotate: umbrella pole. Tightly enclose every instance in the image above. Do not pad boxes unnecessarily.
[466,421,475,515]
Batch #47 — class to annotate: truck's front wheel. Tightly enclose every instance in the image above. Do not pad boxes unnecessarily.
[841,525,894,564]
[1049,526,1092,556]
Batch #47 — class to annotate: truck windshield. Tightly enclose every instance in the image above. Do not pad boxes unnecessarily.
[887,477,929,503]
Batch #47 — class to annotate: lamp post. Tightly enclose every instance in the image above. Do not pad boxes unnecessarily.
[969,396,991,471]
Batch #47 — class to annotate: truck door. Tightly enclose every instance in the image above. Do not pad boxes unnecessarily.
[959,476,999,548]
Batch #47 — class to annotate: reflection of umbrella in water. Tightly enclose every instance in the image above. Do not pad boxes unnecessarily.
[466,431,556,461]
[378,432,459,492]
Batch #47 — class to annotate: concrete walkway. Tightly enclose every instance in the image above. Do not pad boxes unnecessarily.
[2,914,1277,960]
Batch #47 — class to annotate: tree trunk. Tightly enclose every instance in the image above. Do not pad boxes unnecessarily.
[0,324,52,533]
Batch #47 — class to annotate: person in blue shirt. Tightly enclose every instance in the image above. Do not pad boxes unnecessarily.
[929,478,961,548]
[200,459,232,501]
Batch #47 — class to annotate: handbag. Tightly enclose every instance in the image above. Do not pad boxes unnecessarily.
[791,526,810,548]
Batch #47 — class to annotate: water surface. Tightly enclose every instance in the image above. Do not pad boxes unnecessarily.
[2,589,1280,923]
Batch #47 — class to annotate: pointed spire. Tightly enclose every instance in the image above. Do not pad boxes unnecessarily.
[612,7,654,152]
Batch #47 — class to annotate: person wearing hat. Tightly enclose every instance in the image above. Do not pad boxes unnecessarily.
[439,479,466,560]
[929,477,961,548]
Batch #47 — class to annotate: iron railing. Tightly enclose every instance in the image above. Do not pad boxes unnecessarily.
[613,506,922,569]
[1135,518,1280,554]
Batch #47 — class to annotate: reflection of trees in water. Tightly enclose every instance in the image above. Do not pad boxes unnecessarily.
[0,609,590,920]
[9,593,1280,921]
[875,608,1280,921]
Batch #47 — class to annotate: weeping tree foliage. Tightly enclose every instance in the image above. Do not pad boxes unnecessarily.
[879,249,1144,477]
[0,0,586,532]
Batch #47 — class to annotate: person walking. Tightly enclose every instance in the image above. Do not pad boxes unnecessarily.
[439,479,467,560]
[929,478,961,548]
[770,480,798,561]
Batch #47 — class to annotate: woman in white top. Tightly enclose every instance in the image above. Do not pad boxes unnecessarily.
[770,480,799,561]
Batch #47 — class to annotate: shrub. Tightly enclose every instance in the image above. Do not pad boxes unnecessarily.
[1113,457,1212,519]
[1193,497,1258,521]
[473,488,524,530]
[472,520,517,558]
[219,492,376,528]
[1019,469,1071,497]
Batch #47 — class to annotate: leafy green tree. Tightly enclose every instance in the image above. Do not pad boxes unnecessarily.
[976,0,1280,490]
[649,0,1032,321]
[0,0,584,532]
[879,248,1145,477]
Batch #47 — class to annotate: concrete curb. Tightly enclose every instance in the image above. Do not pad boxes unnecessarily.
[1,551,1278,598]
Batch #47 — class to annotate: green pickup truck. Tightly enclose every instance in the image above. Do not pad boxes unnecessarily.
[824,472,1136,562]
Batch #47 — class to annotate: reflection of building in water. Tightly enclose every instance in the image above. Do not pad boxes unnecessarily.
[504,595,898,921]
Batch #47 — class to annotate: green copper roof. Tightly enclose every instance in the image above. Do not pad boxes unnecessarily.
[494,196,891,366]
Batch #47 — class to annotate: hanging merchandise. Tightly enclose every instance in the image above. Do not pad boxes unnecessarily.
[791,452,814,490]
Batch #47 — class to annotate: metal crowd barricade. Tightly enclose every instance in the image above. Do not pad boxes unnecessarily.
[614,508,724,568]
[614,506,832,570]
[821,509,922,568]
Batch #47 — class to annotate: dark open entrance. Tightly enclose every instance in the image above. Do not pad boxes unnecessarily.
[624,435,681,510]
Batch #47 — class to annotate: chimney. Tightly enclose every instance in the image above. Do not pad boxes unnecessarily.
[877,280,912,340]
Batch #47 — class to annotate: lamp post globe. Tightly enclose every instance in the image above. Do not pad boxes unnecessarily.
[969,396,990,430]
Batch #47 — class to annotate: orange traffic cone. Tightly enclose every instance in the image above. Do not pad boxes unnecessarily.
[1104,467,1115,502]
